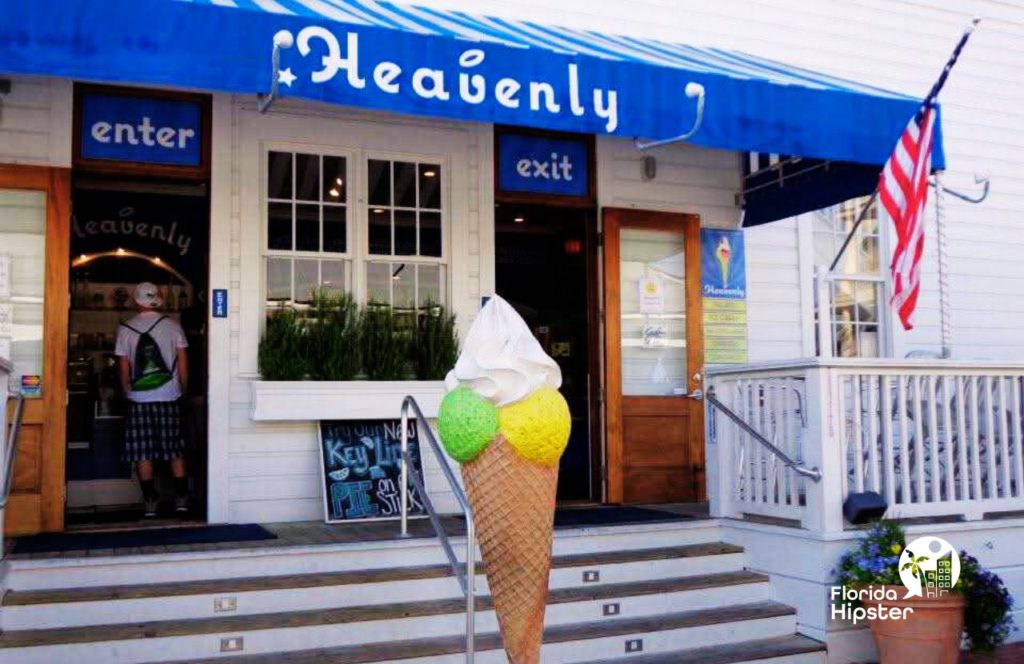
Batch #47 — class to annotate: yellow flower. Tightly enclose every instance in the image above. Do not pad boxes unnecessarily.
[891,544,903,555]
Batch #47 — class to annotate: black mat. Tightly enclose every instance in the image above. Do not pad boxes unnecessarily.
[10,524,277,554]
[554,506,692,528]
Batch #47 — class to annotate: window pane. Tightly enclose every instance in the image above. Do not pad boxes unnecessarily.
[267,151,292,200]
[394,209,416,256]
[295,153,319,201]
[368,208,391,255]
[320,260,348,294]
[368,160,390,206]
[266,257,291,304]
[419,164,441,209]
[322,156,346,203]
[858,235,879,274]
[366,261,391,304]
[419,211,442,258]
[323,206,347,253]
[394,161,416,208]
[392,263,415,311]
[856,282,878,323]
[294,259,319,304]
[267,202,292,250]
[295,204,320,251]
[1,189,46,395]
[417,263,442,308]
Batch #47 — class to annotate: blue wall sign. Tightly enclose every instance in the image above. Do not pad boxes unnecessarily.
[80,94,202,167]
[212,289,228,318]
[701,229,747,300]
[497,133,589,197]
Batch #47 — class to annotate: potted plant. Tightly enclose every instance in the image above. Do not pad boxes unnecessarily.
[834,521,1014,663]
[306,289,361,381]
[258,304,309,380]
[412,300,458,380]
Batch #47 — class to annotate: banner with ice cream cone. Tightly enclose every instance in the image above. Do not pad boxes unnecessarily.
[438,295,571,664]
[701,229,749,364]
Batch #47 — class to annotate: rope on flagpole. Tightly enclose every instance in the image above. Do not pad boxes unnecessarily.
[934,170,953,357]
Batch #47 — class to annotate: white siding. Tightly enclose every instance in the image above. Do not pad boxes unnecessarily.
[411,0,1024,360]
[0,76,71,167]
[212,98,490,522]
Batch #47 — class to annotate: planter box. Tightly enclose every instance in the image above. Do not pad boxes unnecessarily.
[250,380,447,421]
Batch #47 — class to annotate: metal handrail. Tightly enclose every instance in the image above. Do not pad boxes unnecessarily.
[707,386,822,482]
[1,393,25,510]
[399,396,475,663]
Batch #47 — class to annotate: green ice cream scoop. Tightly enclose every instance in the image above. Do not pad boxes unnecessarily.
[437,387,499,463]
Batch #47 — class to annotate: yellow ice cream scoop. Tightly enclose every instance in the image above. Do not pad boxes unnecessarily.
[498,387,571,467]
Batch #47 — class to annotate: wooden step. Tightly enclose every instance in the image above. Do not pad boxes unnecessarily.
[154,602,796,664]
[0,570,765,649]
[584,634,826,663]
[3,542,743,607]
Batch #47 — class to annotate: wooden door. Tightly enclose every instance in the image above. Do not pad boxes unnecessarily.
[604,208,704,504]
[1,165,70,535]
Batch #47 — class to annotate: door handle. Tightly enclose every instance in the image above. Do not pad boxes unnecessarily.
[688,389,703,401]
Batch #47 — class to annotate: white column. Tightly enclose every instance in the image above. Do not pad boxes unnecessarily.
[801,365,845,534]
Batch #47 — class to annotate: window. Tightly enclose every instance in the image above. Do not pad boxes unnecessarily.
[265,151,350,306]
[264,151,446,312]
[365,159,445,315]
[812,197,885,357]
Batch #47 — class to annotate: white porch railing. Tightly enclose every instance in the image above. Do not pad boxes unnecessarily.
[707,359,1024,532]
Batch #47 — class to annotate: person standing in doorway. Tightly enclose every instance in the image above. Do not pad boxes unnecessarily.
[116,282,190,517]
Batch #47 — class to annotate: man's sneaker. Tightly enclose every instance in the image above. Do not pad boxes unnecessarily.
[144,498,158,518]
[175,496,189,513]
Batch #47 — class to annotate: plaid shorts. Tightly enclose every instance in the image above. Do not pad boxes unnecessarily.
[124,401,184,462]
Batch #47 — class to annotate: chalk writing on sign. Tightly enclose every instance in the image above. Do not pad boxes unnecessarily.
[318,419,427,523]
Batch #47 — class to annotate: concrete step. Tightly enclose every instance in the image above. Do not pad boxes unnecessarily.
[1,542,747,629]
[584,634,827,663]
[4,520,722,591]
[0,573,774,663]
[149,602,799,664]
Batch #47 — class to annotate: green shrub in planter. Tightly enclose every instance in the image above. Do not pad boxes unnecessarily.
[360,302,411,380]
[307,289,361,380]
[259,305,309,380]
[413,301,459,380]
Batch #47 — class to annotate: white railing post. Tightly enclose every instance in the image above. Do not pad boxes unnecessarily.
[0,358,11,551]
[801,365,846,534]
[706,377,734,519]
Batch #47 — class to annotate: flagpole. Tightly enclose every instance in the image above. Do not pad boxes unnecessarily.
[934,170,952,357]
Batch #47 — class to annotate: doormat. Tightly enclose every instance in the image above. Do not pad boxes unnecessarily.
[10,524,277,555]
[554,506,693,528]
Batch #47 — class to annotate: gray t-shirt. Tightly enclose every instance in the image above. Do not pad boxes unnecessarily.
[115,311,188,403]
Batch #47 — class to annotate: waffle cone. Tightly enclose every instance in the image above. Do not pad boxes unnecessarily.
[461,435,557,664]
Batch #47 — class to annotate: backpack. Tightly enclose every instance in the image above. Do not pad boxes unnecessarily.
[122,316,176,391]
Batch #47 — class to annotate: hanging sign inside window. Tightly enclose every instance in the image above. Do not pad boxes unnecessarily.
[701,229,748,364]
[79,91,205,169]
[637,276,665,314]
[0,254,10,299]
[497,132,590,198]
[318,419,427,523]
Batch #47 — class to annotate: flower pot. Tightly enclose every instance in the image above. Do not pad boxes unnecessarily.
[866,585,965,664]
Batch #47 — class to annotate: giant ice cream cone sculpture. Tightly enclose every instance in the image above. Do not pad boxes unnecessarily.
[437,295,571,664]
[716,235,732,288]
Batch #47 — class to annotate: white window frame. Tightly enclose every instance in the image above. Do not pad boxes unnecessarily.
[260,144,450,311]
[799,197,893,358]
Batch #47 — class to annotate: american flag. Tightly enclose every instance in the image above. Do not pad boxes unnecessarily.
[878,19,978,330]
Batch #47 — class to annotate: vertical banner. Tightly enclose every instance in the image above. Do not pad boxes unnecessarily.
[701,229,748,364]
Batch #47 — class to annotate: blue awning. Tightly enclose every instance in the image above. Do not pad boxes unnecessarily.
[1,0,943,220]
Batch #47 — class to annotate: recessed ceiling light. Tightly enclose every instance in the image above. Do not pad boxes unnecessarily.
[373,208,385,214]
[116,247,126,255]
[513,216,525,223]
[153,256,162,264]
[423,169,437,178]
[335,177,343,185]
[328,188,340,197]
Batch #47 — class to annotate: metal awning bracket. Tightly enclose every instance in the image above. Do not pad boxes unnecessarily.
[257,30,295,114]
[931,172,989,204]
[634,82,706,151]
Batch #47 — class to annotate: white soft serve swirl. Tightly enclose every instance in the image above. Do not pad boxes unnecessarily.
[444,294,561,407]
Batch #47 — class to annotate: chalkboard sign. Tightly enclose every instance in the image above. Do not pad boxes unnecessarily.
[318,419,427,523]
